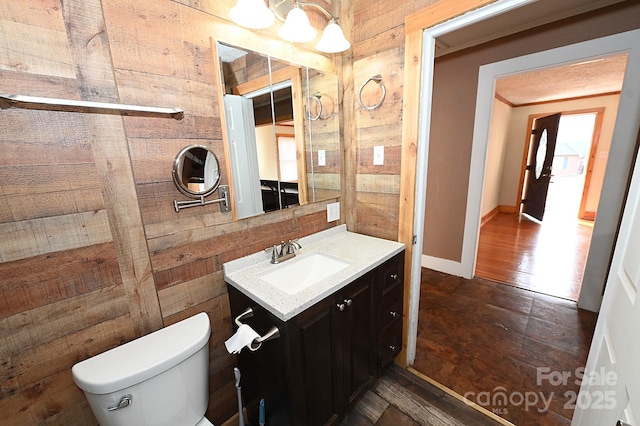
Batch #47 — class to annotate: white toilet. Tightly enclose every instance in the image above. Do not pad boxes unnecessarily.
[72,312,214,426]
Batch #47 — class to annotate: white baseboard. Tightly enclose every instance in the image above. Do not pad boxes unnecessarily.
[421,255,469,278]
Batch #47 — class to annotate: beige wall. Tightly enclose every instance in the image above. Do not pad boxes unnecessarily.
[425,2,640,262]
[255,124,294,181]
[481,98,512,217]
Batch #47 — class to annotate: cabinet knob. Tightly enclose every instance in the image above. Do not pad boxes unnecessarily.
[389,345,398,351]
[337,299,352,311]
[389,311,399,318]
[390,273,398,280]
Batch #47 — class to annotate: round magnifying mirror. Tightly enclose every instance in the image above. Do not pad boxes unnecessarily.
[172,145,221,198]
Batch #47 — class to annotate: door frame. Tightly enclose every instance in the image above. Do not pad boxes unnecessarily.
[460,30,640,312]
[401,0,640,366]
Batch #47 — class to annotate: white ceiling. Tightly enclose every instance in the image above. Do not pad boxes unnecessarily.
[495,54,627,105]
[217,43,249,63]
[435,0,625,57]
[435,0,628,105]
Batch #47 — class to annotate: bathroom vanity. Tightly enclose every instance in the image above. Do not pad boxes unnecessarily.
[224,226,404,425]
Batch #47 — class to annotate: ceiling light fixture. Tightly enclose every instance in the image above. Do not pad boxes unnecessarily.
[315,17,350,53]
[229,0,350,54]
[229,0,275,29]
[279,3,317,42]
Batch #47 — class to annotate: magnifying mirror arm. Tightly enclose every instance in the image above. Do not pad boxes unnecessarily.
[174,185,231,213]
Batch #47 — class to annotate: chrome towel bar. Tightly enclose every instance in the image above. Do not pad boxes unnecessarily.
[0,92,184,119]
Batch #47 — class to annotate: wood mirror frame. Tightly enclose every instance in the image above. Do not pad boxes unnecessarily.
[213,40,341,220]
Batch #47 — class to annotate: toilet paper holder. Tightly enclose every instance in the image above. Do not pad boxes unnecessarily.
[234,307,281,344]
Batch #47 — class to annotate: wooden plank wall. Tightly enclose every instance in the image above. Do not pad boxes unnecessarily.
[349,0,437,241]
[0,0,339,424]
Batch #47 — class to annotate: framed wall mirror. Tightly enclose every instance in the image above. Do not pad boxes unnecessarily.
[215,41,341,220]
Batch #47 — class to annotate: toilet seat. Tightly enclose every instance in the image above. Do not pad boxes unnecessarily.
[196,417,214,426]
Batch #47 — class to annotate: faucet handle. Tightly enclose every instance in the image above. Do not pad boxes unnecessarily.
[265,245,280,263]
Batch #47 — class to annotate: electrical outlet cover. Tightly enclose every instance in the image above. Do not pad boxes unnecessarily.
[327,202,340,222]
[318,150,326,166]
[373,145,384,165]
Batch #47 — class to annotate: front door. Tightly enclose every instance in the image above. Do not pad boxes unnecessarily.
[571,138,640,424]
[522,113,561,221]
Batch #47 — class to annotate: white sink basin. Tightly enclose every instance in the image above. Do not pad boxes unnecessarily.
[261,253,350,295]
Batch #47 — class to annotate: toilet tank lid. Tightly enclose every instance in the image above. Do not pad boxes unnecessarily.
[72,312,211,394]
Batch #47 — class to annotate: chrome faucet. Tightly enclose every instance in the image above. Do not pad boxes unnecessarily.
[269,239,301,264]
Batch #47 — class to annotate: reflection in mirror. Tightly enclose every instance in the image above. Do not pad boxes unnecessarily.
[171,145,230,213]
[302,67,340,203]
[216,41,340,220]
[172,145,221,197]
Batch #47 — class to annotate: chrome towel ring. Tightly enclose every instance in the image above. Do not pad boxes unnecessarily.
[304,93,323,121]
[358,74,386,110]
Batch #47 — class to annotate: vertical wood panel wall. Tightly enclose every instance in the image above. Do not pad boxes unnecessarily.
[0,0,338,424]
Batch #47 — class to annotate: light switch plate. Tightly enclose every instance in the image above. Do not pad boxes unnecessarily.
[373,145,384,165]
[327,202,340,222]
[318,150,326,166]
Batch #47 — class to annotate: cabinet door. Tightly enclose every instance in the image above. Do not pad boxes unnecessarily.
[338,272,375,408]
[289,295,341,426]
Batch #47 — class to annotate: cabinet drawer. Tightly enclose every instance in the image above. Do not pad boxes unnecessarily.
[378,253,404,296]
[378,286,402,338]
[377,321,402,373]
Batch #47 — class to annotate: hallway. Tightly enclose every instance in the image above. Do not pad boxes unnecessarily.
[475,208,593,301]
[413,269,597,425]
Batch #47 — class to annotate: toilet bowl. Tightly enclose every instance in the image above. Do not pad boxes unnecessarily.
[72,312,214,426]
[196,417,214,426]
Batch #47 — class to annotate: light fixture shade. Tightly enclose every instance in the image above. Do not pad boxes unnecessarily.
[278,5,317,43]
[229,0,275,29]
[315,20,350,53]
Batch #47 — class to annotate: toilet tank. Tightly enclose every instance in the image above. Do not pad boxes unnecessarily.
[72,312,211,426]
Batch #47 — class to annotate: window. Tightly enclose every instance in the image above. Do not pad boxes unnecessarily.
[278,135,298,183]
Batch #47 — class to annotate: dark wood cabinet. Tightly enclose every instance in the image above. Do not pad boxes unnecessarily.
[376,250,404,372]
[289,271,374,425]
[226,250,404,425]
[289,293,340,424]
[338,274,376,408]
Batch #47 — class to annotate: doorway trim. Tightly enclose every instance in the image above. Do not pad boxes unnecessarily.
[400,0,640,366]
[462,30,640,311]
[400,0,540,368]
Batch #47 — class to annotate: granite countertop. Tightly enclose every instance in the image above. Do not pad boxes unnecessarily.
[223,225,405,321]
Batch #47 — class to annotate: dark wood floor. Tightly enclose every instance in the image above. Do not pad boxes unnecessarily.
[342,364,502,425]
[413,269,598,425]
[475,211,593,301]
